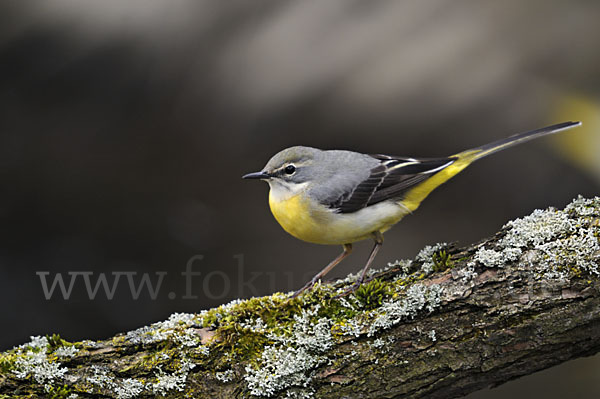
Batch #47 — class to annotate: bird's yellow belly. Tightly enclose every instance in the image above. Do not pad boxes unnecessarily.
[268,191,407,245]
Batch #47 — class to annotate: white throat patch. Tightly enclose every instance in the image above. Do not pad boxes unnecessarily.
[268,180,309,202]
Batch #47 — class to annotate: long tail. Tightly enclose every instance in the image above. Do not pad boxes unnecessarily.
[400,121,581,212]
[454,121,581,161]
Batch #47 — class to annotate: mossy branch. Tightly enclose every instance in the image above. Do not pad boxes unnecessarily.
[1,196,600,399]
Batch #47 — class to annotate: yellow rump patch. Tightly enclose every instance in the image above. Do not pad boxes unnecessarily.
[401,151,478,212]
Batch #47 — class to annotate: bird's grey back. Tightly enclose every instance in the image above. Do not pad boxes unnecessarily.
[308,149,379,207]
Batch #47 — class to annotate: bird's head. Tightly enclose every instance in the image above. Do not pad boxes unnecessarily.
[242,146,322,199]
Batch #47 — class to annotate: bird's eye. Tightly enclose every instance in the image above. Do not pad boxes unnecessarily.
[284,164,296,175]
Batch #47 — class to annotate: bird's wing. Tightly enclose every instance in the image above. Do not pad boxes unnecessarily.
[330,155,456,213]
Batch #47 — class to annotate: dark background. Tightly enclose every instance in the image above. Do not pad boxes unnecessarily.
[1,1,599,397]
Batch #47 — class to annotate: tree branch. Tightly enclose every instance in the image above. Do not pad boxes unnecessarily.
[1,196,599,399]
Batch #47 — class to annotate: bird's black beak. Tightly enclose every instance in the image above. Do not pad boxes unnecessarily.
[242,171,270,180]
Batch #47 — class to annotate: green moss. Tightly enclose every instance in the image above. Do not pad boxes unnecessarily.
[216,326,274,365]
[197,282,384,370]
[355,279,389,310]
[45,384,73,399]
[199,294,306,365]
[0,352,16,373]
[204,295,300,330]
[316,298,358,322]
[432,250,454,272]
[45,334,65,351]
[297,284,356,322]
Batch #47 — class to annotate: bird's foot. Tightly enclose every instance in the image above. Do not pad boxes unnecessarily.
[290,278,319,299]
[334,279,364,299]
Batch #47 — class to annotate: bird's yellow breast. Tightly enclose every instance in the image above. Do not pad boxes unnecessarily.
[268,190,407,245]
[268,192,325,244]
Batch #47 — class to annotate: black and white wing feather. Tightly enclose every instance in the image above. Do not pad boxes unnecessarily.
[331,155,456,213]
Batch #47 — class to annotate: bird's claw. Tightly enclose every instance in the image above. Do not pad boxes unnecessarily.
[334,280,363,299]
[290,278,318,298]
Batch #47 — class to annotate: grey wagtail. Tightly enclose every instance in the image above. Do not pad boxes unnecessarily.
[243,121,581,297]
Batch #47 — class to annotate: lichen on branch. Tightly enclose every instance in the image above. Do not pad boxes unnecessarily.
[1,196,599,399]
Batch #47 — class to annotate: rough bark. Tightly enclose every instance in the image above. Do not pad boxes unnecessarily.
[1,196,599,399]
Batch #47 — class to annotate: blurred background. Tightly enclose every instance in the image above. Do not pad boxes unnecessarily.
[1,1,599,397]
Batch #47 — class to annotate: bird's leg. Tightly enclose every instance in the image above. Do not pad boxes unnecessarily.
[291,243,353,298]
[358,231,384,284]
[337,231,384,297]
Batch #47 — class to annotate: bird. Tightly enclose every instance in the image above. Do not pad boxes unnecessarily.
[243,121,581,297]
